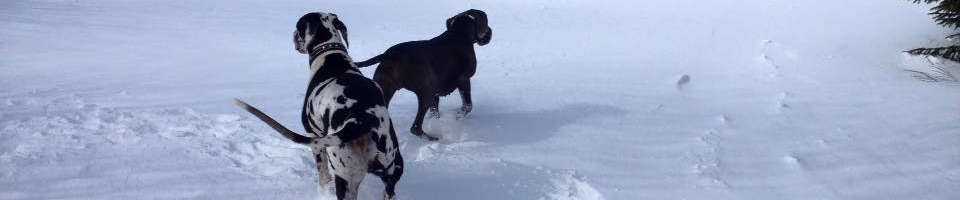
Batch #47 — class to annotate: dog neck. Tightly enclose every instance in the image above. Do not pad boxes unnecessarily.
[305,42,358,83]
[308,42,354,71]
[437,30,477,46]
[309,42,348,66]
[301,42,359,131]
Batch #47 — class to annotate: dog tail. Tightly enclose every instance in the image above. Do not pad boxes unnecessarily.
[233,98,357,148]
[232,98,314,144]
[353,54,383,68]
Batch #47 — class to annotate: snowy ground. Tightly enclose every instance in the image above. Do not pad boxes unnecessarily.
[2,0,960,200]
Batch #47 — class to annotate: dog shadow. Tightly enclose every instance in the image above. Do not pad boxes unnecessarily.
[399,162,557,200]
[346,103,626,200]
[355,161,593,200]
[426,103,628,145]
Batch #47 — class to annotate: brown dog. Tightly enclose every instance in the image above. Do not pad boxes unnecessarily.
[354,9,492,141]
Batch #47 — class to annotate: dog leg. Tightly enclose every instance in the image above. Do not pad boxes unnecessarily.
[333,174,362,200]
[381,88,397,108]
[379,170,401,200]
[373,73,398,108]
[428,94,440,119]
[377,126,404,200]
[456,78,473,119]
[381,178,399,200]
[314,150,333,186]
[411,93,439,141]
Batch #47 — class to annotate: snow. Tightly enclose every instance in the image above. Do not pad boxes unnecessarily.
[2,0,959,200]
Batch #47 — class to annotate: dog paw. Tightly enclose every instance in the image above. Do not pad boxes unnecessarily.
[416,132,440,141]
[428,107,441,119]
[456,105,472,119]
[456,110,470,119]
[319,173,333,185]
[411,126,440,141]
[420,134,440,141]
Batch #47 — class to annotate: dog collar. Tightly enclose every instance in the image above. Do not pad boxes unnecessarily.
[309,42,348,59]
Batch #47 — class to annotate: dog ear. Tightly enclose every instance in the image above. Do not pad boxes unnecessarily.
[446,12,472,30]
[446,14,458,30]
[446,14,479,43]
[332,16,349,48]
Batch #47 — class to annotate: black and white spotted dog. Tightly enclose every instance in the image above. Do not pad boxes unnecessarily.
[233,12,403,200]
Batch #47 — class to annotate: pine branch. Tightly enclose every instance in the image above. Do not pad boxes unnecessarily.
[946,33,960,39]
[909,0,960,79]
[913,0,960,28]
[930,11,960,28]
[932,0,960,11]
[912,0,942,4]
[906,46,960,62]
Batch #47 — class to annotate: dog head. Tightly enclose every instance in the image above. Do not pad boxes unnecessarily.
[293,12,349,54]
[446,9,492,46]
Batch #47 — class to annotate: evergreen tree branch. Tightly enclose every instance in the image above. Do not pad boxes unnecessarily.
[906,46,960,62]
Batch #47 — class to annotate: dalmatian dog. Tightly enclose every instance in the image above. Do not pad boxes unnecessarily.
[233,12,403,200]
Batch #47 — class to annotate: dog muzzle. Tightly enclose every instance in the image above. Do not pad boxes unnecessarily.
[477,28,492,46]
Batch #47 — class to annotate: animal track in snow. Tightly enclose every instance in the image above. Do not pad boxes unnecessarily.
[716,115,730,124]
[545,173,607,200]
[776,92,792,111]
[690,129,729,188]
[758,54,781,78]
[782,154,803,169]
[676,74,691,88]
[410,141,490,162]
[760,54,781,69]
[0,94,314,180]
[756,39,799,79]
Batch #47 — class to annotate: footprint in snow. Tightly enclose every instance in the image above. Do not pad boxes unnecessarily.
[783,154,805,170]
[676,74,691,89]
[776,92,791,111]
[546,173,607,200]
